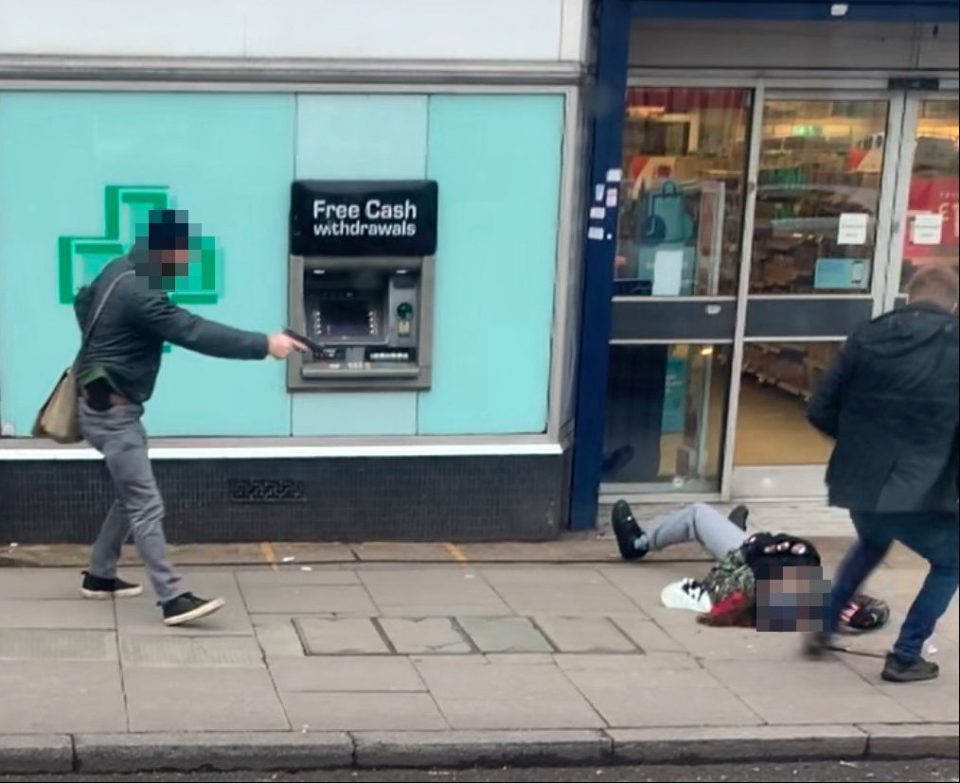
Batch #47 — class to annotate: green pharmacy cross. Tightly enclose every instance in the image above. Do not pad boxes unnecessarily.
[58,185,221,306]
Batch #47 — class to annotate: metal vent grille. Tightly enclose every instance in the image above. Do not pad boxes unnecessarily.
[228,478,306,503]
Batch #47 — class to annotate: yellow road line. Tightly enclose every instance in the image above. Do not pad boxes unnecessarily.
[259,541,278,571]
[445,543,468,564]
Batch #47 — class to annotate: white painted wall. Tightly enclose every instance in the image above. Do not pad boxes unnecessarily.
[0,0,590,62]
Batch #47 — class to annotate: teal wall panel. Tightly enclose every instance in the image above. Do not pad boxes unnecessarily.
[291,95,426,436]
[0,91,565,440]
[0,92,295,436]
[418,94,564,434]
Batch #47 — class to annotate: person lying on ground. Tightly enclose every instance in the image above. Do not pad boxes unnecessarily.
[611,500,889,634]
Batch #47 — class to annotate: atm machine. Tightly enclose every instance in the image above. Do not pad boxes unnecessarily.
[287,180,438,391]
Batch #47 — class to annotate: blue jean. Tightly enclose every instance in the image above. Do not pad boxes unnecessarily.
[827,511,959,662]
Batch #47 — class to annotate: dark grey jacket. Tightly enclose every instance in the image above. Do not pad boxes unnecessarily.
[807,303,959,514]
[74,252,269,403]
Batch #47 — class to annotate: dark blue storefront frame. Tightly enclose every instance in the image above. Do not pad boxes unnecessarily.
[568,0,959,531]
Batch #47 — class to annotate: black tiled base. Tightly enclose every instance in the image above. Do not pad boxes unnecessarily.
[0,454,565,544]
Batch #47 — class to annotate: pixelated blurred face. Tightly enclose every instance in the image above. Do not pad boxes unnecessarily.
[151,247,191,275]
[135,209,196,291]
[755,565,830,633]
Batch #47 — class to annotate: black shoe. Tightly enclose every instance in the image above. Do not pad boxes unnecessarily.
[162,593,226,627]
[602,445,635,479]
[611,500,648,561]
[81,571,143,600]
[881,653,939,683]
[728,505,750,531]
[804,631,835,659]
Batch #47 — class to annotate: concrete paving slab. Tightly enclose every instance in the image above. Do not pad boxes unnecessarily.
[608,615,685,652]
[662,622,811,660]
[875,683,960,723]
[481,567,640,616]
[534,616,636,653]
[295,617,389,655]
[0,568,85,599]
[114,570,252,636]
[266,543,357,564]
[705,659,920,725]
[163,543,269,566]
[351,543,455,562]
[458,541,619,563]
[484,653,558,665]
[235,568,360,587]
[0,660,126,733]
[268,656,425,693]
[837,638,959,720]
[250,613,334,626]
[415,658,604,730]
[563,659,761,728]
[360,569,509,615]
[457,616,553,654]
[254,621,306,658]
[119,634,264,667]
[124,667,288,732]
[282,692,448,731]
[74,731,354,773]
[599,564,703,619]
[0,629,116,661]
[242,585,376,615]
[0,598,115,630]
[114,595,253,637]
[379,617,473,654]
[554,652,700,673]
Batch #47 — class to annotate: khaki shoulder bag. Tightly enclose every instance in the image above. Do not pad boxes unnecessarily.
[32,270,134,444]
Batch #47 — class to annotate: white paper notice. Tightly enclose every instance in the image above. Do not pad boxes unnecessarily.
[589,206,606,220]
[912,213,943,245]
[587,226,605,241]
[653,249,684,296]
[595,184,605,202]
[606,168,623,183]
[838,213,869,245]
[606,188,618,208]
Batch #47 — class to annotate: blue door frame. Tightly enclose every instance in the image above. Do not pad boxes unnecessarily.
[568,0,960,531]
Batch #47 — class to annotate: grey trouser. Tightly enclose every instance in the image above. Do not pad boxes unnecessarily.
[647,503,747,560]
[79,399,181,603]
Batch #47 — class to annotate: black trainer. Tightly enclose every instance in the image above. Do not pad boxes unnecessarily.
[803,631,835,659]
[728,505,750,531]
[881,653,939,683]
[81,571,143,599]
[162,593,226,627]
[611,500,648,561]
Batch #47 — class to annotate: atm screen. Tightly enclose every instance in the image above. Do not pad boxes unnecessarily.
[311,295,383,340]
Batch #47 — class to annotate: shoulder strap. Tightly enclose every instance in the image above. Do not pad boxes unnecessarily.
[74,270,135,368]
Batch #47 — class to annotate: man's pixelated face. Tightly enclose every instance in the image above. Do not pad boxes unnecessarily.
[149,247,191,275]
[755,565,830,632]
[136,209,197,291]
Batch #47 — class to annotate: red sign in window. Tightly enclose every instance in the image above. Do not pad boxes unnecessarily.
[905,175,959,260]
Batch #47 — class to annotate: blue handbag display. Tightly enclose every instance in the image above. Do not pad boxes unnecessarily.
[636,180,695,246]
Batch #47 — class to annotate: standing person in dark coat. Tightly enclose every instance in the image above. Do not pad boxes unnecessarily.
[74,210,306,626]
[805,266,959,682]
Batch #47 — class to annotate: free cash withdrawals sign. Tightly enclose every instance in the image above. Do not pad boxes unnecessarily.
[290,181,438,257]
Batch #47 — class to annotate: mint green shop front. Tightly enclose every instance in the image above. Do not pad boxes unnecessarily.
[0,90,578,543]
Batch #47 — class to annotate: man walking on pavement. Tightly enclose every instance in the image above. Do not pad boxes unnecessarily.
[806,266,959,682]
[75,209,305,626]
